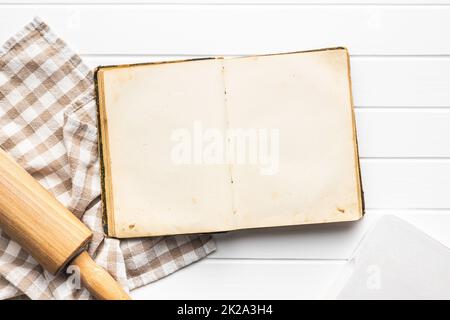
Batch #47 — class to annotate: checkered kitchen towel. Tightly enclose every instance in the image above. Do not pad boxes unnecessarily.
[0,18,215,300]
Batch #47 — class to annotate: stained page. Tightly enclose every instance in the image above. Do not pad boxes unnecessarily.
[223,49,362,230]
[99,59,234,237]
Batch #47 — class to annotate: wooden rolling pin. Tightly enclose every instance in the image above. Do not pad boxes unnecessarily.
[0,147,130,300]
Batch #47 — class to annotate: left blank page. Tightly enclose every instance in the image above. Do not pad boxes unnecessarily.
[100,59,234,237]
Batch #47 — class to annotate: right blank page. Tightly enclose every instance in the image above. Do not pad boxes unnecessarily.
[223,48,363,229]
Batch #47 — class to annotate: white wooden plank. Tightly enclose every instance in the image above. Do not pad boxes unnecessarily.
[1,6,450,55]
[131,259,345,299]
[82,56,450,108]
[211,210,450,260]
[355,109,450,157]
[212,211,373,260]
[351,57,450,108]
[361,159,450,209]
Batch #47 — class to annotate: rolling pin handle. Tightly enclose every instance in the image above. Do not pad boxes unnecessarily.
[72,251,131,300]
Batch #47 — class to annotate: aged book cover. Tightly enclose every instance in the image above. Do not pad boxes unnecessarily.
[95,47,364,238]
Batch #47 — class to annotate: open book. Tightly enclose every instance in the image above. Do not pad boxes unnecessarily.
[96,47,364,238]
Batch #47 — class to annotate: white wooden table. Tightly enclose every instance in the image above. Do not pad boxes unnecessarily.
[1,0,450,299]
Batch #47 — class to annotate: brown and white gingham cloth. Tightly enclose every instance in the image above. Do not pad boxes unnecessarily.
[0,18,215,300]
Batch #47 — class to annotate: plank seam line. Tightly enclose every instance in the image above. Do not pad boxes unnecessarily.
[360,157,450,160]
[365,207,450,213]
[365,209,450,212]
[355,107,450,110]
[79,54,450,58]
[360,158,450,161]
[204,258,348,262]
